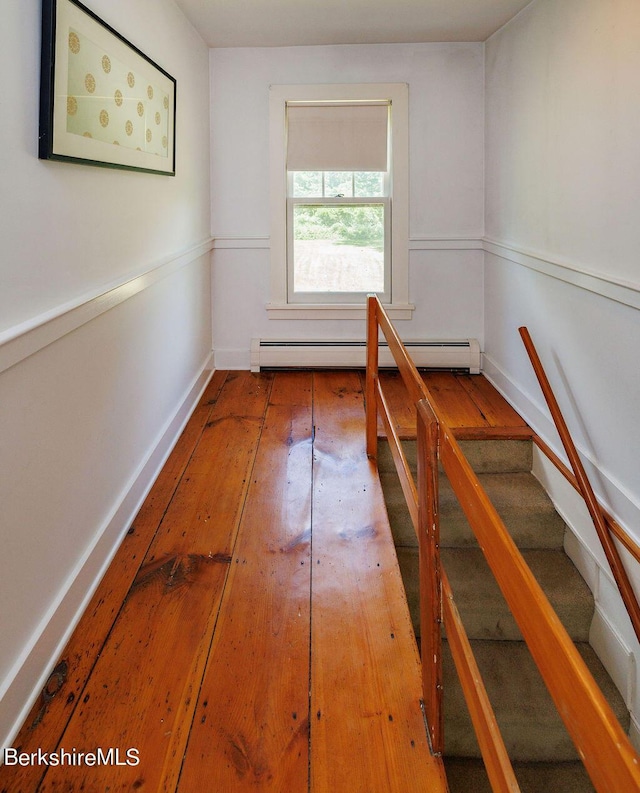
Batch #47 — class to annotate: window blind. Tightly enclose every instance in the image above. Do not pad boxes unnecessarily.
[286,102,389,172]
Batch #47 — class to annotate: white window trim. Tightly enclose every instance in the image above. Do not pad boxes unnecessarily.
[267,83,413,320]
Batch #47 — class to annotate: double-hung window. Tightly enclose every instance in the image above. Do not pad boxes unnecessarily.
[287,102,390,303]
[269,84,411,319]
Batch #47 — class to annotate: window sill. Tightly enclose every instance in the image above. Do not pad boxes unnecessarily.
[266,303,415,320]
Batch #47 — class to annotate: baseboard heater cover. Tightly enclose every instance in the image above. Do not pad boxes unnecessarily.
[250,338,481,374]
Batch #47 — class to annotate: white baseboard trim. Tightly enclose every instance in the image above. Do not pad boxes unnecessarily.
[630,714,640,753]
[0,352,214,752]
[531,443,640,734]
[213,347,251,370]
[482,354,564,441]
[0,239,214,376]
[590,606,636,708]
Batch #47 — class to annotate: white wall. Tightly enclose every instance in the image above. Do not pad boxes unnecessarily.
[484,0,640,738]
[485,0,640,545]
[0,0,212,747]
[210,43,485,368]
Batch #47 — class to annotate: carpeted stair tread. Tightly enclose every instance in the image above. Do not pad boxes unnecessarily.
[377,439,533,475]
[381,470,566,550]
[439,472,566,549]
[379,435,632,781]
[444,757,595,793]
[396,547,593,642]
[442,639,630,762]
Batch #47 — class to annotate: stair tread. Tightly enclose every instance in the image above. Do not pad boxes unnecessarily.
[397,547,593,642]
[381,470,566,550]
[444,758,595,793]
[377,439,534,475]
[442,639,629,762]
[440,472,566,548]
[379,435,632,774]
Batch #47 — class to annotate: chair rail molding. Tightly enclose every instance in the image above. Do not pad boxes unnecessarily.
[483,238,640,311]
[0,238,214,376]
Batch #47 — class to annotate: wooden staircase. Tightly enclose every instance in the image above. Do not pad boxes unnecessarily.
[379,437,631,792]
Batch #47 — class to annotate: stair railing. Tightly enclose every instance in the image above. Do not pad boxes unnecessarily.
[365,295,640,793]
[519,326,640,644]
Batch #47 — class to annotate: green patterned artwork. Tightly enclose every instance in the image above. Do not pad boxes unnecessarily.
[66,27,169,156]
[40,0,176,174]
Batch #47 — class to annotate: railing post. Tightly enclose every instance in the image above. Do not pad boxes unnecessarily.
[366,295,379,459]
[417,399,443,755]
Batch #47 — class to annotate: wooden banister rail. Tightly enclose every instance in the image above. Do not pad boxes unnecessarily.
[533,435,640,564]
[519,327,640,644]
[365,295,640,793]
[438,421,640,793]
[416,400,520,792]
[366,295,519,790]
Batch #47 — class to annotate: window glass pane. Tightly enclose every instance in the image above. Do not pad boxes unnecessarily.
[292,204,385,293]
[354,172,385,197]
[324,172,353,197]
[292,171,322,196]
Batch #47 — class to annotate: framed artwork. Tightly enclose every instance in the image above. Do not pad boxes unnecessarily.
[39,0,176,175]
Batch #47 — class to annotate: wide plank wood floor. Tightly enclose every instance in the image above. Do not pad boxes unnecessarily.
[1,369,526,793]
[370,370,532,441]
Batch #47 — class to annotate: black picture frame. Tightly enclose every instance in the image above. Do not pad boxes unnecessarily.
[39,0,176,175]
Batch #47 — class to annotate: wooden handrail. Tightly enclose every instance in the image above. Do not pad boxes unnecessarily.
[417,401,519,792]
[372,295,430,407]
[519,327,640,644]
[367,295,520,789]
[439,422,640,793]
[533,434,640,564]
[365,296,640,793]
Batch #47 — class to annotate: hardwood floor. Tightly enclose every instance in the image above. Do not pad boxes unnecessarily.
[1,369,526,793]
[371,369,532,440]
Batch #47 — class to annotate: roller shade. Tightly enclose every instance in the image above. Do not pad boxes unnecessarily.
[286,102,389,172]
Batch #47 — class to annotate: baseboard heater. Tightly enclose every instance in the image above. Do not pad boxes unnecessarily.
[251,338,481,374]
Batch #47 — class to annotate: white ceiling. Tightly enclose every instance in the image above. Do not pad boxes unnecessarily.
[174,0,534,49]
